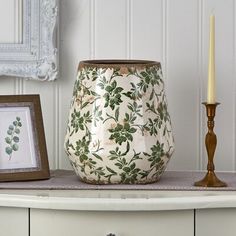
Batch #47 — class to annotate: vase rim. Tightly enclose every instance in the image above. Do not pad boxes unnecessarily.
[79,60,161,69]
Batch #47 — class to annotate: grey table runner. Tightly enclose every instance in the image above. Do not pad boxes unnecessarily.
[0,170,236,190]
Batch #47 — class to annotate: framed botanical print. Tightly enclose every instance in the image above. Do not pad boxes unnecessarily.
[0,94,50,181]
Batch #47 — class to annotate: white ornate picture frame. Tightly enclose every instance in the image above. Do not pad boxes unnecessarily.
[0,0,58,81]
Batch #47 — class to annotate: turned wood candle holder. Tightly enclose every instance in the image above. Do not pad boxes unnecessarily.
[194,102,227,187]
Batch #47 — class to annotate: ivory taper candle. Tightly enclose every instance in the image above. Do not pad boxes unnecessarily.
[207,15,216,104]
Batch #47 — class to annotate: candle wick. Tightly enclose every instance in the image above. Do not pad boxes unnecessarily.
[211,8,215,15]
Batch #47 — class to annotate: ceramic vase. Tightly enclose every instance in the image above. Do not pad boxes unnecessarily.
[64,60,174,184]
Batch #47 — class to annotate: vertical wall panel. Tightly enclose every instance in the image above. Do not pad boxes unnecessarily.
[58,0,91,169]
[23,82,56,169]
[95,0,127,58]
[0,0,235,171]
[0,78,15,95]
[202,0,234,171]
[234,0,236,171]
[19,0,52,169]
[166,0,199,170]
[131,0,163,61]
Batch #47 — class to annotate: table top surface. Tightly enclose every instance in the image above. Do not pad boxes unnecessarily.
[1,189,236,211]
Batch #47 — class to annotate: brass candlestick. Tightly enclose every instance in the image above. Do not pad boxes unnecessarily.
[194,102,227,187]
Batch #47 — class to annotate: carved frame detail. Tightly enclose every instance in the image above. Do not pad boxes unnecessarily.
[0,0,58,81]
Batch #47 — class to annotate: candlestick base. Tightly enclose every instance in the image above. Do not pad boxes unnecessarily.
[194,102,227,187]
[194,171,227,187]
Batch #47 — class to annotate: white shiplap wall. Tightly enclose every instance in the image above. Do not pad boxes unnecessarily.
[2,0,236,171]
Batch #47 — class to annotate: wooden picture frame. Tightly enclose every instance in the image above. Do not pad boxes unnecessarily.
[0,94,50,181]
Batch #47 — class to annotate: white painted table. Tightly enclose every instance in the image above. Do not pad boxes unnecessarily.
[1,189,236,236]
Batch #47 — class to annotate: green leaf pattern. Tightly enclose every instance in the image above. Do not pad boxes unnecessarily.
[65,64,174,184]
[5,117,22,160]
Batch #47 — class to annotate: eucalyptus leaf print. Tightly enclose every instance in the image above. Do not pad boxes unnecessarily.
[5,117,22,160]
[64,60,175,184]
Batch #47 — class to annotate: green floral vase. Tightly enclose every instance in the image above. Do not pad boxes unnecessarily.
[64,60,174,184]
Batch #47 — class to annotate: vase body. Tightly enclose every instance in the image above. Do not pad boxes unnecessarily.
[64,60,174,184]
